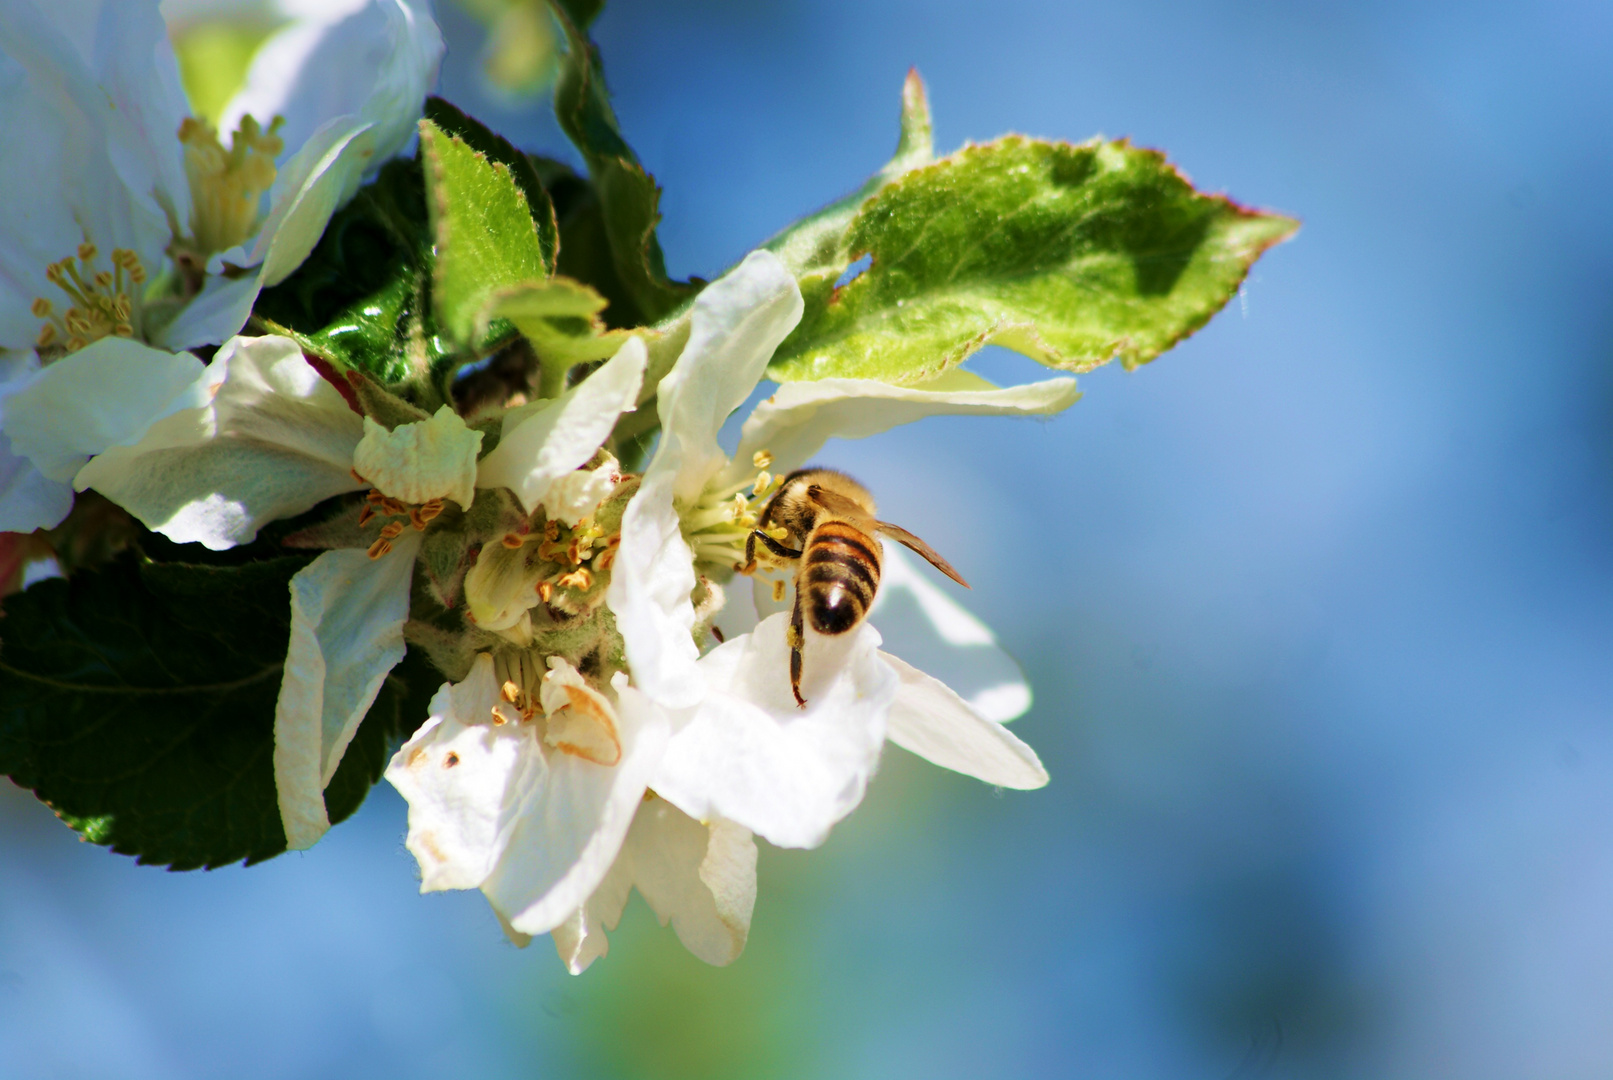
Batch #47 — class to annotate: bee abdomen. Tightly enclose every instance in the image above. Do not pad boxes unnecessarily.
[803,522,880,635]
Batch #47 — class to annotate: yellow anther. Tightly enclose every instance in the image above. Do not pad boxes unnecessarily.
[92,271,112,289]
[30,298,51,318]
[752,450,774,470]
[500,680,523,704]
[536,580,554,602]
[77,242,97,261]
[379,521,405,540]
[35,324,56,348]
[65,335,87,351]
[543,519,560,542]
[772,579,787,602]
[113,323,133,337]
[367,538,393,560]
[557,568,593,591]
[179,113,285,257]
[753,470,773,495]
[357,505,377,527]
[501,532,526,549]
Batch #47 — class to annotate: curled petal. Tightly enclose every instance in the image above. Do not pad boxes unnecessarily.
[488,680,669,937]
[353,405,482,508]
[552,796,757,974]
[880,652,1047,789]
[650,250,803,503]
[0,433,72,534]
[870,545,1031,723]
[386,655,548,891]
[476,335,645,514]
[652,612,898,849]
[221,0,443,182]
[606,471,701,707]
[273,533,418,850]
[387,664,671,938]
[725,370,1080,487]
[75,335,364,549]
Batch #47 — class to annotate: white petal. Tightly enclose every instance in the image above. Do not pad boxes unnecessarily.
[653,612,897,849]
[221,0,442,179]
[650,250,803,503]
[870,545,1031,723]
[0,1,182,346]
[726,373,1080,485]
[0,432,73,533]
[75,335,364,549]
[152,270,262,352]
[879,651,1047,789]
[4,337,204,482]
[606,470,702,707]
[552,796,757,974]
[273,532,417,850]
[252,115,376,285]
[488,679,670,936]
[385,655,548,891]
[476,335,645,514]
[353,405,482,508]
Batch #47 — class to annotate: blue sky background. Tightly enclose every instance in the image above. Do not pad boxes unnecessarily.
[5,1,1613,1077]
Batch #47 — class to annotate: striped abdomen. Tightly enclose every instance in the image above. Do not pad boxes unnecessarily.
[803,520,881,635]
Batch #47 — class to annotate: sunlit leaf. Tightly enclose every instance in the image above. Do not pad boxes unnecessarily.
[769,136,1298,384]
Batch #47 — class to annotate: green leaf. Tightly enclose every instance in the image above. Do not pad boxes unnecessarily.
[254,157,434,385]
[483,276,633,394]
[768,135,1298,385]
[0,556,428,869]
[422,97,559,266]
[421,118,559,348]
[547,1,693,322]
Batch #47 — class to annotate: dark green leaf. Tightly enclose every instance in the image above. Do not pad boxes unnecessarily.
[0,556,434,869]
[768,136,1299,384]
[547,1,693,322]
[253,157,433,384]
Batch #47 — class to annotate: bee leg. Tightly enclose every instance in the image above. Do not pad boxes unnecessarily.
[739,529,803,574]
[788,587,806,708]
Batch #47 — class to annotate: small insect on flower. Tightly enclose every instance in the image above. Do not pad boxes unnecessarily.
[740,468,968,707]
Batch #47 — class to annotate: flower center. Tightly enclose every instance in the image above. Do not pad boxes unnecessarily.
[681,450,782,571]
[32,243,148,355]
[352,480,445,559]
[177,114,284,259]
[492,653,622,766]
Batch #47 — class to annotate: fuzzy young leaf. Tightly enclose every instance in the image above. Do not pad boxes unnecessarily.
[0,557,426,869]
[421,119,558,347]
[769,136,1298,384]
[484,276,633,394]
[547,1,693,322]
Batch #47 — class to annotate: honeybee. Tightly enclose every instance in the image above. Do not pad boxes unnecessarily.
[742,468,968,707]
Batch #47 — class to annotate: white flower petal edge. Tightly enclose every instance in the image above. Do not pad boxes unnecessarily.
[869,545,1032,723]
[722,369,1081,486]
[0,1,182,348]
[221,0,443,192]
[552,796,758,974]
[0,338,205,531]
[652,612,898,850]
[608,252,803,709]
[476,335,647,514]
[75,335,365,549]
[385,659,671,938]
[274,532,420,850]
[879,652,1047,789]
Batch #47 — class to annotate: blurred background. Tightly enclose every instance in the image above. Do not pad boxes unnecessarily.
[6,0,1613,1076]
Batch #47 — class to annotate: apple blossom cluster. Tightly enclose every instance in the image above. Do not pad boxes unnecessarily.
[0,0,1293,974]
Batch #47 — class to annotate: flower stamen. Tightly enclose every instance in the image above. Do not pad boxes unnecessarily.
[178,115,284,258]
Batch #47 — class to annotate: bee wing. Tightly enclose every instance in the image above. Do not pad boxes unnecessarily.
[874,521,970,588]
[806,485,873,519]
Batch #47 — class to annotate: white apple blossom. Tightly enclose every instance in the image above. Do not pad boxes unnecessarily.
[608,249,1077,850]
[0,0,442,533]
[78,333,647,849]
